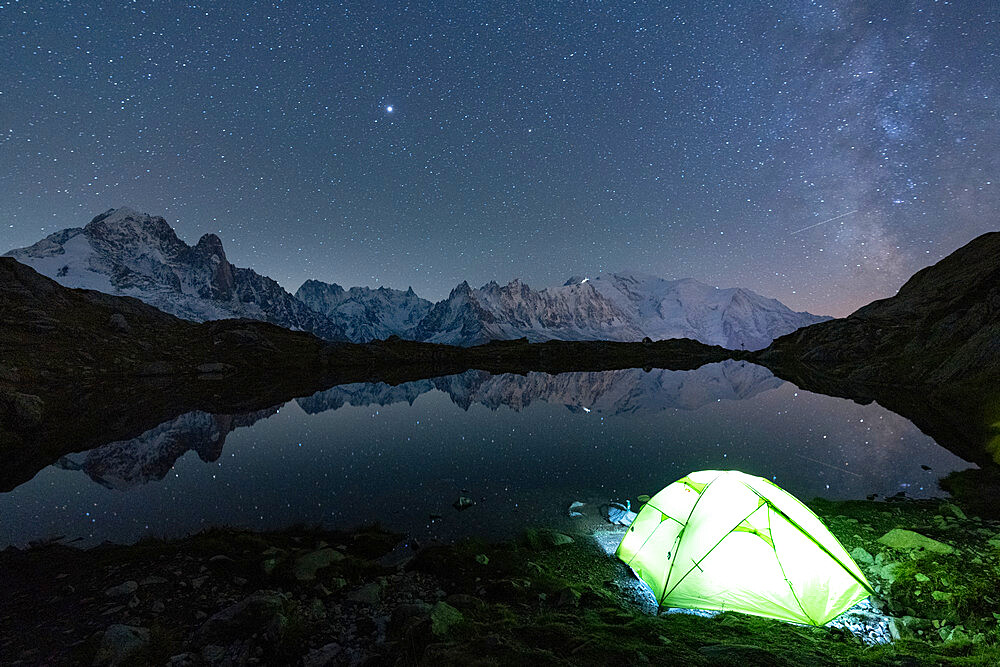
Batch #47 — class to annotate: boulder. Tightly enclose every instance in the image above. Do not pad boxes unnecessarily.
[877,529,954,554]
[194,591,287,645]
[849,546,873,566]
[430,601,463,636]
[303,642,343,667]
[346,580,384,605]
[104,580,139,597]
[292,548,345,581]
[94,624,149,665]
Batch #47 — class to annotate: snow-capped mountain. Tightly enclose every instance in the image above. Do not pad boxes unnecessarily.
[298,361,784,416]
[410,275,828,349]
[295,280,432,342]
[576,272,831,350]
[411,279,644,346]
[4,207,347,341]
[5,208,827,349]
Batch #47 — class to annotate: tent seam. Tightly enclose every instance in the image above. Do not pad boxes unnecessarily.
[620,501,682,569]
[657,471,727,608]
[767,502,818,625]
[659,501,764,605]
[738,481,876,597]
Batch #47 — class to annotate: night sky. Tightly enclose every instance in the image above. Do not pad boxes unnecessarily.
[1,1,997,316]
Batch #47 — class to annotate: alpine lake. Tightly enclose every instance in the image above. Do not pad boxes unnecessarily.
[0,360,973,549]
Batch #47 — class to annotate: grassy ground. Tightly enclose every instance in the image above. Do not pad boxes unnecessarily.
[1,496,999,665]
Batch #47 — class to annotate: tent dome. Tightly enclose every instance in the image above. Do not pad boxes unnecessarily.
[615,470,873,625]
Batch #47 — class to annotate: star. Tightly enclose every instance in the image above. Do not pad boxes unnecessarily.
[385,105,393,113]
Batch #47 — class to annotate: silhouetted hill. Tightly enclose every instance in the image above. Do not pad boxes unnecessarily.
[758,231,1000,386]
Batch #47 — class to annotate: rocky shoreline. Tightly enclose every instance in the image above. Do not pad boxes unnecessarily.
[2,496,999,666]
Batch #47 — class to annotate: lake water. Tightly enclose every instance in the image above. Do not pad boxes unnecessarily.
[0,361,972,548]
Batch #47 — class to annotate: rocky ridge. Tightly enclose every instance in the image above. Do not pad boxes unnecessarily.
[5,208,347,341]
[295,280,432,342]
[6,208,826,348]
[757,231,1000,387]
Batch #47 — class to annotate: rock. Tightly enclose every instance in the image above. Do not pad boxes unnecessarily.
[139,576,168,586]
[878,561,901,583]
[568,501,585,517]
[260,546,289,575]
[191,575,209,590]
[891,615,933,640]
[196,362,233,375]
[430,601,464,636]
[877,529,954,554]
[94,624,150,665]
[293,547,345,581]
[939,625,970,642]
[942,502,967,520]
[2,391,43,427]
[195,591,286,644]
[389,602,433,640]
[108,313,130,333]
[150,599,166,614]
[453,496,474,511]
[200,645,226,663]
[849,546,873,566]
[346,581,384,605]
[104,580,139,597]
[475,553,489,565]
[167,653,196,665]
[543,531,574,547]
[208,554,235,565]
[303,642,343,667]
[914,573,930,582]
[444,594,485,612]
[138,361,173,376]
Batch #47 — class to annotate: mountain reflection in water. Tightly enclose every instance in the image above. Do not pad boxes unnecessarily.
[1,361,972,547]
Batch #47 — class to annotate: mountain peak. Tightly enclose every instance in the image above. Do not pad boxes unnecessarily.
[84,206,178,247]
[194,233,227,260]
[7,208,348,342]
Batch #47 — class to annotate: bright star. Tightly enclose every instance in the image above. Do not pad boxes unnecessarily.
[386,105,393,113]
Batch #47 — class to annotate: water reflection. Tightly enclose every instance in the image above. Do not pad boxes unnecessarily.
[55,408,280,490]
[0,361,973,547]
[298,361,784,415]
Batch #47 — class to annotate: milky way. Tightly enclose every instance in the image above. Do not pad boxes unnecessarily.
[1,1,997,315]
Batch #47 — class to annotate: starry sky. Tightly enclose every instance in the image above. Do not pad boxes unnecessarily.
[1,1,997,316]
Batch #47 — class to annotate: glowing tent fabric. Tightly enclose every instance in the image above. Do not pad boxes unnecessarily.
[615,470,874,625]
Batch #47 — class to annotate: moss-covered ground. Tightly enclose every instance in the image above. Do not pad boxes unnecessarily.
[1,496,999,665]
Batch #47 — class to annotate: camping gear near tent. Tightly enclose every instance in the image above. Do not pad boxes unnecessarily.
[603,500,637,526]
[616,470,875,626]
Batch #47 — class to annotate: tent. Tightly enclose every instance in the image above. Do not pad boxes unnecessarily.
[615,470,874,625]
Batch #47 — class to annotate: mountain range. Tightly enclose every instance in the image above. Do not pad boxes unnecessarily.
[6,207,828,349]
[4,207,347,341]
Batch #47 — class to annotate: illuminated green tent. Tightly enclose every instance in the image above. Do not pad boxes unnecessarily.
[616,470,874,625]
